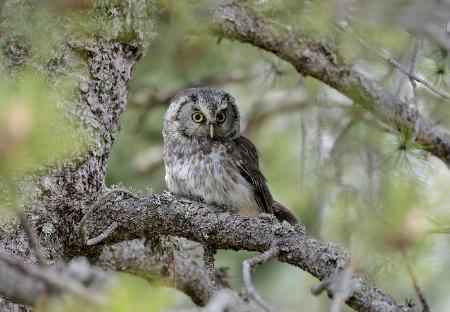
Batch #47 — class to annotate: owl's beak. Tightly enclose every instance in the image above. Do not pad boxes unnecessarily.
[209,124,214,139]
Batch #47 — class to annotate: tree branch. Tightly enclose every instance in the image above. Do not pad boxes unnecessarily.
[203,245,218,297]
[81,192,418,312]
[96,239,230,306]
[242,243,279,312]
[0,1,156,308]
[0,253,111,307]
[210,1,450,168]
[349,32,449,101]
[16,210,48,266]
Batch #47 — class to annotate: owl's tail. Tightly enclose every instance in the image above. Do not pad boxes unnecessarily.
[272,201,299,225]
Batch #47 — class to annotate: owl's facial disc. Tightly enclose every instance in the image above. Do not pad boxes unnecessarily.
[170,88,241,141]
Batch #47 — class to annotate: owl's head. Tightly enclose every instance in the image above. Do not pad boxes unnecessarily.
[164,87,240,141]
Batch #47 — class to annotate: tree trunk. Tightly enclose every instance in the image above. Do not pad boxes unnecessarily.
[0,1,154,309]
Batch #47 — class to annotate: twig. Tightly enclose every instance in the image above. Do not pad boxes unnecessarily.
[0,252,102,305]
[351,30,450,101]
[409,38,422,142]
[86,221,119,246]
[315,103,325,237]
[311,278,332,295]
[16,210,48,266]
[242,243,279,312]
[299,74,307,190]
[212,1,450,168]
[168,235,178,290]
[311,266,354,312]
[422,24,450,53]
[79,188,140,242]
[203,245,217,297]
[171,249,177,289]
[390,41,417,95]
[402,253,431,312]
[201,289,245,312]
[409,39,420,108]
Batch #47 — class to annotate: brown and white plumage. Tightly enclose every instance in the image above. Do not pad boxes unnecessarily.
[163,87,298,224]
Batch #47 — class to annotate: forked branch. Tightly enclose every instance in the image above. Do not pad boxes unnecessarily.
[242,243,279,312]
[80,192,419,312]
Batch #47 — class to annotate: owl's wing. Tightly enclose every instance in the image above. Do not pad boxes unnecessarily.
[229,136,273,214]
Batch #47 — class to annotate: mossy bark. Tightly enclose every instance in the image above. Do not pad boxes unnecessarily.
[0,1,156,310]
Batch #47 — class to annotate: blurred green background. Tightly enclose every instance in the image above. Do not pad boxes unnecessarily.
[104,1,450,311]
[1,0,450,311]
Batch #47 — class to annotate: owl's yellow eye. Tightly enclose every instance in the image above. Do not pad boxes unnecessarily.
[216,112,226,123]
[192,112,204,123]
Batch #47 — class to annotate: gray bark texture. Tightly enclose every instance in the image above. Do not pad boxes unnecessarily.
[0,1,430,312]
[0,0,214,310]
[81,192,417,312]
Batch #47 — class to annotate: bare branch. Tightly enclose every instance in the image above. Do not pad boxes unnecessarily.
[86,221,119,246]
[408,39,421,142]
[312,266,354,312]
[79,188,141,243]
[202,289,260,312]
[96,239,229,306]
[0,254,48,306]
[242,243,279,312]
[0,252,109,306]
[173,289,262,312]
[210,1,450,168]
[409,39,420,108]
[203,245,217,297]
[350,31,450,102]
[422,24,450,53]
[17,210,48,266]
[80,192,419,312]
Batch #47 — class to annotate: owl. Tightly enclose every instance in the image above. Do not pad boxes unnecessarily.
[163,87,298,225]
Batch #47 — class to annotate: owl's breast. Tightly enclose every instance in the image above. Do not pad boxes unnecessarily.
[164,144,259,216]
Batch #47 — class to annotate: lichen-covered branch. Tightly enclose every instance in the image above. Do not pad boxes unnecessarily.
[96,239,230,306]
[0,254,111,307]
[81,192,418,312]
[210,1,450,168]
